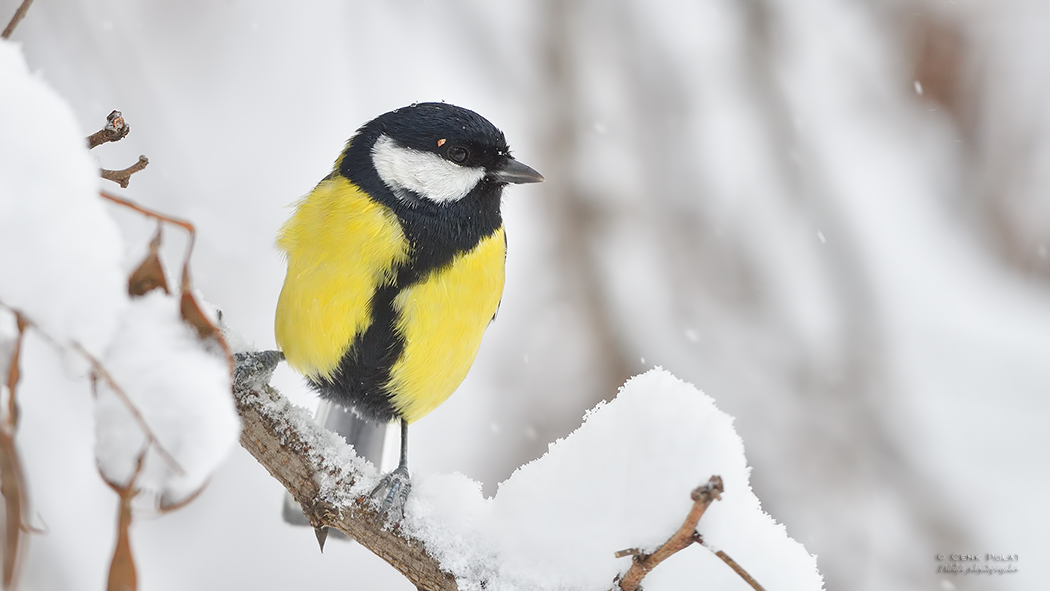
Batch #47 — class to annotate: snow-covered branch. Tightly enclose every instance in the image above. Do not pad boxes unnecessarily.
[232,362,823,591]
[232,368,458,591]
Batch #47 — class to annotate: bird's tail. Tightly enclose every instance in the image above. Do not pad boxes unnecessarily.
[281,399,391,528]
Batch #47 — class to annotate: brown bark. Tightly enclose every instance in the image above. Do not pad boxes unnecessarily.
[233,381,458,591]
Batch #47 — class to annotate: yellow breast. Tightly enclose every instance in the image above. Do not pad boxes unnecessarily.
[274,176,409,380]
[387,227,506,423]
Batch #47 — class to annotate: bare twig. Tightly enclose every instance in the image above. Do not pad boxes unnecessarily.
[156,478,208,513]
[0,431,26,591]
[98,191,231,369]
[699,539,767,591]
[91,111,152,191]
[87,111,131,149]
[5,315,27,427]
[613,476,724,591]
[0,306,185,478]
[74,343,185,477]
[0,0,33,39]
[99,191,196,292]
[0,313,29,590]
[100,156,149,189]
[234,380,458,591]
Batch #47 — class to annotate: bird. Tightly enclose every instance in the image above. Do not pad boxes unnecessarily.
[273,102,543,535]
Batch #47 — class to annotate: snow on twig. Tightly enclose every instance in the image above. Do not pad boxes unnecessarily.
[86,110,131,150]
[73,342,186,477]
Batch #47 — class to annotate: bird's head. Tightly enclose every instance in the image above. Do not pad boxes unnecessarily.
[339,103,543,207]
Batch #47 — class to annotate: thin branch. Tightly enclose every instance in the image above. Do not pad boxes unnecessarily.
[156,478,208,513]
[5,314,27,428]
[98,190,231,369]
[100,156,149,189]
[613,476,724,591]
[0,307,185,478]
[87,111,131,150]
[99,191,196,292]
[74,343,185,477]
[699,539,767,591]
[234,378,458,591]
[0,429,26,590]
[0,0,33,39]
[0,312,30,589]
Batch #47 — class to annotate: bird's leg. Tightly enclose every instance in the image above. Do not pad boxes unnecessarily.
[369,418,412,523]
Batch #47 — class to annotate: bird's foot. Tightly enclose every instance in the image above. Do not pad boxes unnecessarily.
[233,350,284,393]
[369,466,411,525]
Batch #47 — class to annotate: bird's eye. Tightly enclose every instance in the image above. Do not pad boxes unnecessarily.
[447,146,469,163]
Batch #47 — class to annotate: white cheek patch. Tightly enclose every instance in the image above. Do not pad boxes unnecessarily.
[371,134,486,203]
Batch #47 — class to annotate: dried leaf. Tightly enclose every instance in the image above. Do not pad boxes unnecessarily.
[127,228,168,297]
[106,489,137,591]
[102,454,144,591]
[179,290,217,342]
[179,289,234,373]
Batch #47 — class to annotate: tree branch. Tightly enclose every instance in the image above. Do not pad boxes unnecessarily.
[0,313,29,590]
[100,156,149,189]
[613,476,723,591]
[74,343,185,477]
[90,111,152,190]
[99,191,196,287]
[0,0,33,39]
[87,110,131,149]
[233,378,458,591]
[611,476,767,591]
[699,540,767,591]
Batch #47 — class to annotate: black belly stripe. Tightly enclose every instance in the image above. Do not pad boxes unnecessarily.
[310,280,405,422]
[309,228,503,422]
[308,167,505,423]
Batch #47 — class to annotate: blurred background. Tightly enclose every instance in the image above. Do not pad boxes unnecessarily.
[7,0,1050,589]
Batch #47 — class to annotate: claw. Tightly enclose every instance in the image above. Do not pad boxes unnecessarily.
[369,466,412,524]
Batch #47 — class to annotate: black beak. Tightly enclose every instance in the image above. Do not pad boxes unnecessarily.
[488,157,544,184]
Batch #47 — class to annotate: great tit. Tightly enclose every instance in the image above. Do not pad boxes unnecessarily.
[274,103,543,528]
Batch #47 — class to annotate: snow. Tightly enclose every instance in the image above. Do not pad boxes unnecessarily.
[0,40,127,362]
[0,40,239,507]
[403,369,823,591]
[95,291,239,504]
[234,368,379,506]
[5,2,1049,590]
